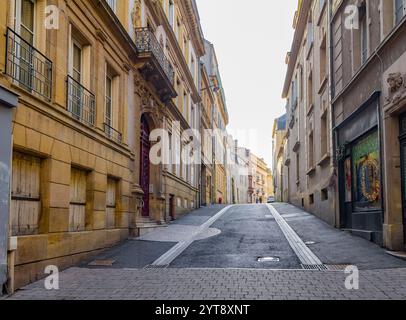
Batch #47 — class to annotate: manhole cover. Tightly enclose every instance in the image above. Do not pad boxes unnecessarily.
[88,259,116,266]
[305,241,316,245]
[257,256,280,263]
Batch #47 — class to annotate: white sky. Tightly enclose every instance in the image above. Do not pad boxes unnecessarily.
[196,0,297,167]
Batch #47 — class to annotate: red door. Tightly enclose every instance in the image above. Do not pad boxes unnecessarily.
[140,116,150,217]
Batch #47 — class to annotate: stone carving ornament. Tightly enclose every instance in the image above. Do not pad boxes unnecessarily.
[387,72,403,93]
[386,72,406,105]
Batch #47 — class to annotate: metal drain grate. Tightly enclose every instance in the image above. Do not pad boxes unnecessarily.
[325,264,351,271]
[144,264,169,269]
[301,264,328,271]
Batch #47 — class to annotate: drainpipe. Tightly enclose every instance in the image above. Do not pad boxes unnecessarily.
[327,0,339,228]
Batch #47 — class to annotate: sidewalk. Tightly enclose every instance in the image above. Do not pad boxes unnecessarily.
[271,203,406,270]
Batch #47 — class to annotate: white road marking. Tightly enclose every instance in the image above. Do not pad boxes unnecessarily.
[267,204,323,266]
[152,205,234,266]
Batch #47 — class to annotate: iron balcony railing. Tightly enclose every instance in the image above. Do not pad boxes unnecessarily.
[104,122,123,144]
[5,27,52,100]
[134,27,174,84]
[67,75,96,127]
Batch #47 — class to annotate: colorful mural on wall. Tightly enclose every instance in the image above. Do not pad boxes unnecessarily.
[352,130,381,211]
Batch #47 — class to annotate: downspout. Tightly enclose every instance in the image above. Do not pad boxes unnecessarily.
[327,0,339,228]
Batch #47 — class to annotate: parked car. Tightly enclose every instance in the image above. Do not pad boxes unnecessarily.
[267,196,275,203]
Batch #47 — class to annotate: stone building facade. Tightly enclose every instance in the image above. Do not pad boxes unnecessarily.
[202,40,229,205]
[0,0,208,291]
[0,0,137,292]
[272,114,287,202]
[282,0,335,226]
[331,0,406,249]
[278,0,406,251]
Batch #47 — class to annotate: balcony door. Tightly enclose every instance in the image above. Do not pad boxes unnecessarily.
[140,116,151,217]
[14,0,35,91]
[68,40,84,121]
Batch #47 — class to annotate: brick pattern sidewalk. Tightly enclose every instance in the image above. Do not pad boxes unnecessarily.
[8,267,406,300]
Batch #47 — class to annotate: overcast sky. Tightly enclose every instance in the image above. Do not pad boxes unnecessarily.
[196,0,297,167]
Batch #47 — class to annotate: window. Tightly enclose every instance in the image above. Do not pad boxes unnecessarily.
[72,42,82,83]
[291,76,298,109]
[307,70,314,110]
[309,194,314,205]
[69,168,87,232]
[320,34,327,82]
[320,113,328,156]
[306,14,314,52]
[395,0,405,25]
[169,0,175,27]
[106,178,118,229]
[296,153,300,183]
[105,72,113,127]
[321,188,329,201]
[191,104,195,128]
[167,132,173,173]
[15,0,35,45]
[360,9,368,64]
[190,55,195,79]
[11,152,41,236]
[308,131,314,168]
[104,66,121,142]
[176,19,181,41]
[68,28,95,126]
[183,92,188,117]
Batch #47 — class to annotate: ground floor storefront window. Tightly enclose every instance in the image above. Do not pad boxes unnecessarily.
[336,95,383,244]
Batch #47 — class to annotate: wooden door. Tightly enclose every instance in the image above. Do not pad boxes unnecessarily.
[11,152,40,236]
[140,116,150,217]
[106,178,117,229]
[69,168,87,232]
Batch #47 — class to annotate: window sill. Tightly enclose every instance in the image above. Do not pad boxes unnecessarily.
[317,153,331,167]
[306,166,316,176]
[306,103,314,116]
[318,76,328,94]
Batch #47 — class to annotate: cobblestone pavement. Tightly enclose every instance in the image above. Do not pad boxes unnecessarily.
[6,204,406,300]
[8,267,406,300]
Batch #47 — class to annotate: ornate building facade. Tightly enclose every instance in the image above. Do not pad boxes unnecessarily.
[331,0,406,250]
[0,0,208,292]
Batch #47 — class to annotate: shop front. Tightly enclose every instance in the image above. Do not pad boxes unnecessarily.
[336,93,383,245]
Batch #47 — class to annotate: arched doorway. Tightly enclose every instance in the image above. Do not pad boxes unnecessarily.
[140,115,151,217]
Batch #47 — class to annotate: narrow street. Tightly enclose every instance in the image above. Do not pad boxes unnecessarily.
[7,204,406,300]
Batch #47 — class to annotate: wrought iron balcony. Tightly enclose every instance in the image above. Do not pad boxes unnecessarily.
[134,28,177,102]
[104,122,123,144]
[67,76,96,127]
[5,27,52,101]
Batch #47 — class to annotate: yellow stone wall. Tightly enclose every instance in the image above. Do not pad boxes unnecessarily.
[1,0,135,290]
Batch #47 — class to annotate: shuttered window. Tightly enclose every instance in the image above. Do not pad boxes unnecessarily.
[69,168,87,232]
[11,152,41,236]
[106,178,117,229]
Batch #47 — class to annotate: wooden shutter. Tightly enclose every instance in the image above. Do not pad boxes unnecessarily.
[106,178,117,229]
[69,168,87,232]
[10,152,41,236]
